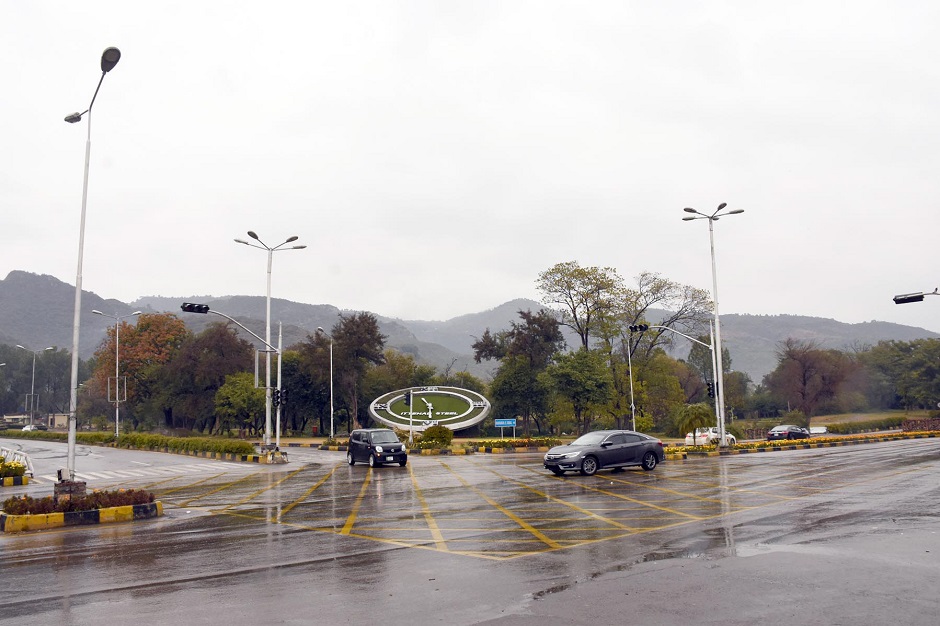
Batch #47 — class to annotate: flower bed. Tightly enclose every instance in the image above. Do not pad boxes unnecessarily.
[0,457,27,479]
[2,488,155,515]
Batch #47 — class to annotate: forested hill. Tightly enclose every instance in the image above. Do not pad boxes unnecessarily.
[1,271,937,383]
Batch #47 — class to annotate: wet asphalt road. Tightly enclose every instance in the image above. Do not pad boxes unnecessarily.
[1,437,939,625]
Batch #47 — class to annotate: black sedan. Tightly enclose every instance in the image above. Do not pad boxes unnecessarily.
[544,430,665,476]
[766,425,810,441]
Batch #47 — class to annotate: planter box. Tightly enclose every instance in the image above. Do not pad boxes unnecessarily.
[1,501,163,533]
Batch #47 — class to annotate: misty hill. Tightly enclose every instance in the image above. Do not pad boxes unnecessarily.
[2,270,938,383]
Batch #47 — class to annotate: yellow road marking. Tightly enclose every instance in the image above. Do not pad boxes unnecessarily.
[215,465,309,514]
[175,472,259,508]
[409,462,448,551]
[341,468,373,535]
[277,463,343,517]
[441,461,562,549]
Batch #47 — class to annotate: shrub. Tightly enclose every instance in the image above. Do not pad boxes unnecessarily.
[2,489,155,515]
[826,416,905,434]
[0,458,27,478]
[420,425,454,448]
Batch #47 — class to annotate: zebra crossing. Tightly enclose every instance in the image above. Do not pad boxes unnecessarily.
[37,461,255,484]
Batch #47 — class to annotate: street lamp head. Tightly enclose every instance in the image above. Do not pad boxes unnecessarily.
[717,202,728,211]
[234,238,250,245]
[131,311,142,316]
[683,207,697,213]
[286,236,299,243]
[247,231,259,240]
[726,209,744,215]
[681,216,698,221]
[291,245,307,250]
[16,344,26,350]
[92,309,105,316]
[65,112,83,123]
[100,47,121,73]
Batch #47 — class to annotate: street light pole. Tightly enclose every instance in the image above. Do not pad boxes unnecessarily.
[92,310,142,438]
[16,345,54,425]
[682,203,744,447]
[64,46,121,481]
[316,327,334,440]
[235,233,305,447]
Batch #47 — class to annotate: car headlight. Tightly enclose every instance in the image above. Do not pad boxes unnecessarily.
[375,446,384,453]
[561,451,581,459]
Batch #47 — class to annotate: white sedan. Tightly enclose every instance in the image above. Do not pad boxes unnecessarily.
[684,427,736,445]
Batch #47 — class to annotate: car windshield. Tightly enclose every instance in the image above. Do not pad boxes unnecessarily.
[371,431,399,444]
[570,432,609,446]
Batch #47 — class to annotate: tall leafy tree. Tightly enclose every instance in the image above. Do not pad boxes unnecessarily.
[542,349,613,434]
[214,372,265,435]
[332,312,386,430]
[537,261,625,349]
[154,322,254,431]
[473,309,565,435]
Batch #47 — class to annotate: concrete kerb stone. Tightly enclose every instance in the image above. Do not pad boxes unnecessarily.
[1,476,29,487]
[1,501,163,533]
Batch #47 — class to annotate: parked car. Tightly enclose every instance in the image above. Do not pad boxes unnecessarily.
[543,430,665,476]
[809,426,828,435]
[21,424,47,431]
[347,428,408,467]
[767,425,810,441]
[684,427,737,446]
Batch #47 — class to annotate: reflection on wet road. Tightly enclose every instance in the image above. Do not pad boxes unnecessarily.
[109,439,940,561]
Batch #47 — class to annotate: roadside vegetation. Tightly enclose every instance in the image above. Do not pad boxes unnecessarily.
[1,261,938,443]
[2,489,155,515]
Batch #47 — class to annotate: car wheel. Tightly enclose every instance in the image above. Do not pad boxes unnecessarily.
[580,456,598,476]
[549,467,564,476]
[369,454,378,468]
[399,460,407,467]
[641,451,658,471]
[347,452,354,466]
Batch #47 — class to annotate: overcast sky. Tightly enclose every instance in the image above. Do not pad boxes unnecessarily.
[3,1,938,333]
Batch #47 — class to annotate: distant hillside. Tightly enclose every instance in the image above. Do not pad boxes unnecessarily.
[2,270,938,383]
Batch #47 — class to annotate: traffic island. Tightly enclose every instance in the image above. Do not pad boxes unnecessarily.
[1,501,163,533]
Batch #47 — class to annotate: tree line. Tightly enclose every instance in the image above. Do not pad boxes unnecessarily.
[1,260,936,437]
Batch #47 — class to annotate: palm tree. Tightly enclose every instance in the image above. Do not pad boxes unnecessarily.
[677,403,715,446]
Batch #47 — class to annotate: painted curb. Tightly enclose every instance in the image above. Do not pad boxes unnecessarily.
[1,476,29,487]
[670,432,939,460]
[477,446,551,454]
[1,501,163,533]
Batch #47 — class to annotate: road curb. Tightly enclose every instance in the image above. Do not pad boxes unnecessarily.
[670,432,939,460]
[1,476,29,487]
[1,501,163,533]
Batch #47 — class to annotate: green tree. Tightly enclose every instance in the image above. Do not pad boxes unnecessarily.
[154,322,254,432]
[542,349,613,434]
[537,261,625,349]
[473,309,564,435]
[332,312,386,430]
[676,402,715,444]
[214,372,265,435]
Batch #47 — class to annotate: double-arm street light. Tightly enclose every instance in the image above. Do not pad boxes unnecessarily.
[92,310,142,438]
[64,46,121,481]
[16,344,55,425]
[234,232,305,447]
[682,202,744,447]
[316,327,334,440]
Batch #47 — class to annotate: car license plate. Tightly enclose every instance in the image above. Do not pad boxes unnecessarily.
[386,456,395,461]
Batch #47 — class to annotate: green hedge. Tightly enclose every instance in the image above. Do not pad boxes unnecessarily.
[825,416,905,434]
[0,430,255,456]
[468,436,563,449]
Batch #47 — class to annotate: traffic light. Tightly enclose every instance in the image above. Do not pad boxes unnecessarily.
[706,381,715,398]
[180,302,210,314]
[893,293,926,305]
[272,389,281,406]
[403,391,412,405]
[628,324,649,332]
[280,389,288,405]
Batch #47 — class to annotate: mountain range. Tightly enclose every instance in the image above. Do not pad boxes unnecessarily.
[2,270,937,383]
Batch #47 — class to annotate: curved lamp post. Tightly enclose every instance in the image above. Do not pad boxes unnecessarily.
[64,46,121,481]
[682,202,744,447]
[316,327,334,440]
[233,233,305,447]
[16,344,54,425]
[92,310,141,438]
